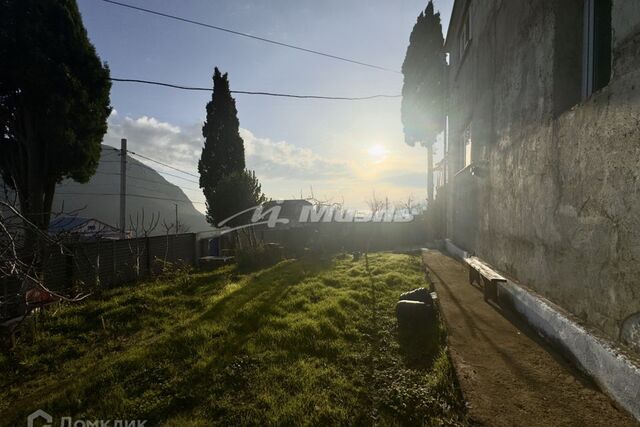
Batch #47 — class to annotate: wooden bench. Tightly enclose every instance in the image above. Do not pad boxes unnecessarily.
[464,256,507,302]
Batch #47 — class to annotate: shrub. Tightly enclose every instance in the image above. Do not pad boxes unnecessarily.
[236,243,283,271]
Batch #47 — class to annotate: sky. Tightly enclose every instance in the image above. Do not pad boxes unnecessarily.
[78,0,453,211]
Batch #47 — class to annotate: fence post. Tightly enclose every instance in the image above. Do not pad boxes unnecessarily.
[192,233,198,267]
[2,279,7,319]
[145,236,151,275]
[96,240,102,287]
[112,239,117,287]
[65,248,74,291]
[95,253,100,287]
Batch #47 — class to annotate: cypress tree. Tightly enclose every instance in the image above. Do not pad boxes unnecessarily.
[401,1,446,147]
[401,1,446,202]
[198,67,246,225]
[210,170,266,228]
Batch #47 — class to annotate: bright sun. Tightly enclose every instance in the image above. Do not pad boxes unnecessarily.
[367,144,389,163]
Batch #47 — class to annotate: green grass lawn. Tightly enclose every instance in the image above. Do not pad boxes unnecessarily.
[0,253,467,426]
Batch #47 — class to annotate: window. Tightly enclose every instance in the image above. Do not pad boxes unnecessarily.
[582,0,612,99]
[463,125,472,168]
[552,0,584,115]
[458,10,471,62]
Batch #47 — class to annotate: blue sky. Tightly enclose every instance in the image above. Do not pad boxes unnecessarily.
[78,0,453,210]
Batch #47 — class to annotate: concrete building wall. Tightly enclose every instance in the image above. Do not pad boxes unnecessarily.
[445,0,640,350]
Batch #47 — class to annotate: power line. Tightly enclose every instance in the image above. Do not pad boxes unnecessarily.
[127,181,183,196]
[119,153,201,184]
[95,149,207,203]
[56,191,205,205]
[153,171,199,185]
[128,163,200,184]
[127,151,200,178]
[94,171,201,192]
[98,0,400,74]
[70,180,186,199]
[129,173,200,191]
[96,152,202,186]
[93,172,201,198]
[109,78,402,100]
[129,174,199,191]
[126,162,200,184]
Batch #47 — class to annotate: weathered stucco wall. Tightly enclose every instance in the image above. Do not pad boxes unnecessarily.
[613,0,640,45]
[447,0,640,350]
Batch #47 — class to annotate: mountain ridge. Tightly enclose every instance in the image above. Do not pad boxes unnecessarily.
[48,144,210,236]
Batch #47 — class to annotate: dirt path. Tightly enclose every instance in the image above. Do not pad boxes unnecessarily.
[422,250,637,427]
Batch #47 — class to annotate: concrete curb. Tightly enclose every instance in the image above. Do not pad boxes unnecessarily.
[441,241,640,422]
[444,239,469,260]
[497,280,640,421]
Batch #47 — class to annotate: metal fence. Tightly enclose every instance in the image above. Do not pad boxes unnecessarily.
[43,233,197,290]
[0,233,197,320]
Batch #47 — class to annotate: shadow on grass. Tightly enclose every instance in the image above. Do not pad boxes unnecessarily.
[140,257,337,422]
[397,314,444,371]
[201,257,332,320]
[2,254,471,426]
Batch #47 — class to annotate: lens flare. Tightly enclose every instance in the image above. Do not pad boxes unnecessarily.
[367,144,389,163]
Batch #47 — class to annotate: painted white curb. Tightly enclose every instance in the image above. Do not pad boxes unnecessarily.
[497,280,640,421]
[439,240,640,421]
[444,238,469,260]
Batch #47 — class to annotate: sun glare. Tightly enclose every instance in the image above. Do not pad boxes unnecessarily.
[367,144,389,163]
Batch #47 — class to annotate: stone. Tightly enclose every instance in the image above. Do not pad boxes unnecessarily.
[399,288,432,305]
[396,300,432,328]
[621,312,640,353]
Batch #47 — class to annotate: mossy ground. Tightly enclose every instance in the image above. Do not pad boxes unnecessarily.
[0,253,467,426]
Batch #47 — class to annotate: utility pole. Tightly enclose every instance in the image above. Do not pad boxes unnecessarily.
[174,203,179,235]
[119,138,127,239]
[426,145,434,204]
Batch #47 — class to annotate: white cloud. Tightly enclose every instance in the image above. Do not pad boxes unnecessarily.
[104,114,202,173]
[102,114,428,209]
[103,114,349,193]
[128,116,181,134]
[105,113,349,180]
[241,129,349,180]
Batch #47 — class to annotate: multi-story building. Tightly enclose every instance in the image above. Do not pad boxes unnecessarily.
[443,0,640,351]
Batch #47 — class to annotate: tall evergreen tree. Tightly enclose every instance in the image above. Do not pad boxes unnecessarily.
[199,68,245,192]
[401,1,446,146]
[198,68,247,225]
[209,170,266,228]
[0,0,112,232]
[199,68,246,225]
[401,1,446,201]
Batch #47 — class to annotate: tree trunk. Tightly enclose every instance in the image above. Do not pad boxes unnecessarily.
[16,111,55,286]
[426,146,434,203]
[42,179,56,229]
